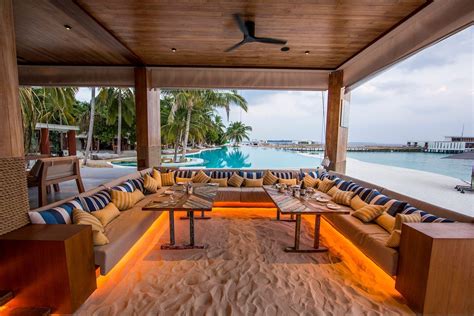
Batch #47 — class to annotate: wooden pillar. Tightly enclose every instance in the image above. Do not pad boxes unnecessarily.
[134,67,161,170]
[324,70,349,173]
[0,0,30,235]
[67,130,77,156]
[39,127,50,155]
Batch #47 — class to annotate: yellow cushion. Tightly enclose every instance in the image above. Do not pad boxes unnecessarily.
[385,230,401,248]
[92,230,109,246]
[318,178,335,193]
[244,178,263,187]
[327,186,339,197]
[144,174,159,193]
[263,171,278,185]
[210,178,228,187]
[352,205,385,223]
[161,171,175,186]
[350,195,367,211]
[176,177,193,183]
[303,175,319,188]
[110,189,144,211]
[394,213,421,230]
[73,208,109,246]
[91,202,120,227]
[192,170,211,183]
[151,169,162,188]
[332,189,355,206]
[279,178,297,186]
[375,212,396,232]
[228,173,244,187]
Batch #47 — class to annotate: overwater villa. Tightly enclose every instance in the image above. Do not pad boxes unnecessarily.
[1,1,473,315]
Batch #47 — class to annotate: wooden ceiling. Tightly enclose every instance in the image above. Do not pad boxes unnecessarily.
[14,0,430,69]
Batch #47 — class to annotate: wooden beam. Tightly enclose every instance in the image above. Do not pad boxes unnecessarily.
[49,0,141,65]
[39,128,50,155]
[340,0,474,90]
[18,65,134,87]
[67,130,76,156]
[151,67,329,90]
[0,0,30,235]
[324,70,348,173]
[135,67,161,170]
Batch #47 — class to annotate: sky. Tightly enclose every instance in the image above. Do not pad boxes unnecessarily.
[76,26,473,145]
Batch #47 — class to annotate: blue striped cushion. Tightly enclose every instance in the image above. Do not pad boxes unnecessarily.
[318,172,330,180]
[28,198,83,224]
[80,190,111,212]
[112,180,135,192]
[349,185,374,201]
[130,177,145,192]
[365,190,382,203]
[401,205,454,223]
[272,171,294,179]
[211,171,233,179]
[175,170,196,179]
[367,193,407,216]
[335,180,352,191]
[307,171,318,179]
[239,171,263,179]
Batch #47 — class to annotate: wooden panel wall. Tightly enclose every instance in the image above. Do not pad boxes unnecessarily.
[0,0,30,235]
[135,67,161,170]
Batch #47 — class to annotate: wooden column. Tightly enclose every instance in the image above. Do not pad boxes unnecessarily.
[0,0,30,235]
[324,70,349,173]
[134,67,161,170]
[40,128,50,155]
[67,130,77,156]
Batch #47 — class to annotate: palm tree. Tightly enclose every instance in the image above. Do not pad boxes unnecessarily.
[96,87,135,154]
[163,89,248,161]
[84,87,96,165]
[225,121,252,146]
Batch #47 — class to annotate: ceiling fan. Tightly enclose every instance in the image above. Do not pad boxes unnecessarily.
[225,14,287,52]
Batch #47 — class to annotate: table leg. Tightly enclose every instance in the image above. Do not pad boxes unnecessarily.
[284,214,328,253]
[189,211,195,247]
[180,210,211,220]
[273,208,296,222]
[161,211,176,249]
[162,211,208,250]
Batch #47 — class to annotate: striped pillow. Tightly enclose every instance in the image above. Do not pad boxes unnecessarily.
[350,195,368,211]
[192,170,211,183]
[228,173,244,187]
[367,192,407,216]
[318,171,330,180]
[385,230,401,248]
[210,178,228,187]
[272,171,294,179]
[212,170,233,179]
[279,178,297,186]
[318,178,335,193]
[394,212,421,230]
[129,177,145,192]
[263,171,279,185]
[303,175,319,188]
[176,177,193,183]
[401,205,454,223]
[73,209,109,246]
[239,171,263,179]
[244,178,263,187]
[352,205,385,222]
[332,189,355,206]
[327,186,339,197]
[80,190,112,212]
[152,169,163,188]
[161,171,175,186]
[28,198,83,224]
[144,173,159,193]
[306,171,318,179]
[175,170,196,179]
[375,212,396,232]
[335,180,352,191]
[110,189,145,211]
[112,181,135,193]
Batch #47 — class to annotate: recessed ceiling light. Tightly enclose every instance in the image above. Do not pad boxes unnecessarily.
[171,48,177,53]
[64,25,72,30]
[281,47,290,52]
[305,51,310,55]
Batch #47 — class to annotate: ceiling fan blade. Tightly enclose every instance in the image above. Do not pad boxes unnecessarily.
[254,37,287,45]
[225,40,247,52]
[233,14,249,37]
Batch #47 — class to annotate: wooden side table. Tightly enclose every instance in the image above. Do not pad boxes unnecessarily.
[0,224,97,314]
[395,222,474,315]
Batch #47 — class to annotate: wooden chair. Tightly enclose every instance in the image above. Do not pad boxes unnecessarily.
[27,157,85,207]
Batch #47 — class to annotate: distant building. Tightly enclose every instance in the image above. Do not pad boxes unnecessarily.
[408,136,474,153]
[266,140,296,145]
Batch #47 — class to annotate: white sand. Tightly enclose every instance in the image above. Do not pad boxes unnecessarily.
[346,158,474,216]
[77,210,413,315]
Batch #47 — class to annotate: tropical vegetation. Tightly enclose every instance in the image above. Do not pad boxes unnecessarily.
[226,121,253,145]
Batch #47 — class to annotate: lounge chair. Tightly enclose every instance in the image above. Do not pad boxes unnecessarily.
[455,166,474,193]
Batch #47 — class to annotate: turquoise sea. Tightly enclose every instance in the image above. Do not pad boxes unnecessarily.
[187,146,473,181]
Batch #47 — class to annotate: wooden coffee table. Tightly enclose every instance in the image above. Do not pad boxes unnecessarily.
[264,186,350,253]
[142,183,218,250]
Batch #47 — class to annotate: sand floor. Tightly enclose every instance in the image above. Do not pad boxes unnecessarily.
[76,209,412,316]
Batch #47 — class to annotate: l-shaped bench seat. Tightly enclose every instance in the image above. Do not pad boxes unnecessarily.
[28,167,473,276]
